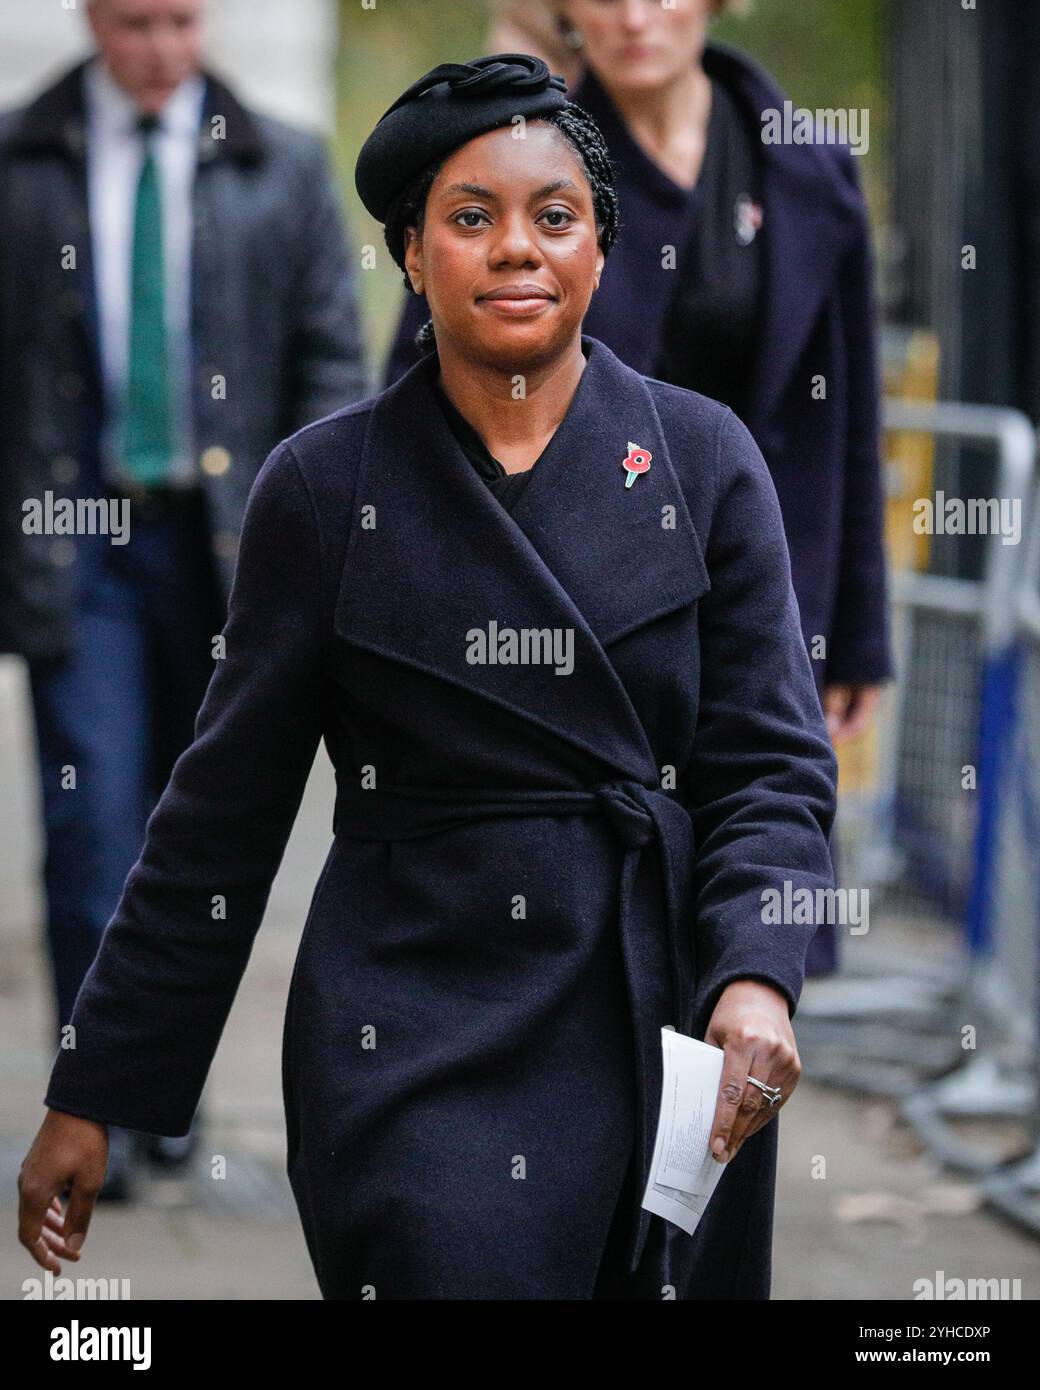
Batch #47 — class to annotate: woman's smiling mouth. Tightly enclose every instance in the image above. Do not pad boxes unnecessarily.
[477,284,557,316]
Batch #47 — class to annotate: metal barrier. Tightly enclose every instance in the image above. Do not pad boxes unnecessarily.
[981,488,1040,1231]
[799,402,1037,1134]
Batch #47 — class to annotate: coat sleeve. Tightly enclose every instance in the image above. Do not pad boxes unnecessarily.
[825,148,895,685]
[282,135,370,430]
[44,440,328,1135]
[685,408,840,1040]
[382,288,431,389]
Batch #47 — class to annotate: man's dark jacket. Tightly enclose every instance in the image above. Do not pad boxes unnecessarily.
[0,57,369,663]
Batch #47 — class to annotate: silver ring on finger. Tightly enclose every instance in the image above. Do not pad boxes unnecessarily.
[747,1074,782,1107]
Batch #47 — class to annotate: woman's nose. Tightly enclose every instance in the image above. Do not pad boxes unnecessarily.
[488,214,542,267]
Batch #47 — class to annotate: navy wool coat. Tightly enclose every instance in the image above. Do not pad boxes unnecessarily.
[386,41,895,696]
[45,335,839,1300]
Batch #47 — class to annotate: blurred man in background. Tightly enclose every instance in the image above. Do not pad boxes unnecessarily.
[0,0,367,1196]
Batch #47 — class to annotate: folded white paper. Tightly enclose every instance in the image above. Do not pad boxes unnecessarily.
[641,1027,729,1236]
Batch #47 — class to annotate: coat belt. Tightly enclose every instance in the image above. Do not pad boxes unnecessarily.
[332,775,696,1274]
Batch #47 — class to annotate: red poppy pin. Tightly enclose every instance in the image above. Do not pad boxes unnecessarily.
[622,442,652,488]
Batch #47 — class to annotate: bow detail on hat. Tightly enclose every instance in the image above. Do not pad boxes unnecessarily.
[380,53,566,122]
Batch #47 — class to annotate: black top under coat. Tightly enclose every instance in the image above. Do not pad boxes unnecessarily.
[432,341,594,513]
[654,75,764,419]
[432,377,536,514]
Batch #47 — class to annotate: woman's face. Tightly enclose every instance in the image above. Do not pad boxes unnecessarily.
[404,122,604,372]
[562,0,715,93]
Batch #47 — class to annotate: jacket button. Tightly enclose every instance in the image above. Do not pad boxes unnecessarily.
[212,529,238,559]
[51,455,79,483]
[200,445,231,476]
[62,120,86,157]
[56,372,83,400]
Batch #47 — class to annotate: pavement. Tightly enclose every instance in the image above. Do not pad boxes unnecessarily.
[1,655,1037,1301]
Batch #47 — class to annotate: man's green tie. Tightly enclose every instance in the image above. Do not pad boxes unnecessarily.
[122,112,173,485]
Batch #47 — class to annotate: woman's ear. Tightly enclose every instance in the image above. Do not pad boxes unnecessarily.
[593,244,605,292]
[403,225,424,296]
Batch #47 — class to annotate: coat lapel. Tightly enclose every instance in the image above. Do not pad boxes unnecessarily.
[746,150,857,428]
[334,335,709,778]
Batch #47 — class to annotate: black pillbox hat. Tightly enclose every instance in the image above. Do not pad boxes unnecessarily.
[354,53,570,224]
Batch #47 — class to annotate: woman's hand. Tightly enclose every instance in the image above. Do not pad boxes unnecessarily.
[823,681,883,745]
[18,1110,109,1273]
[704,979,801,1163]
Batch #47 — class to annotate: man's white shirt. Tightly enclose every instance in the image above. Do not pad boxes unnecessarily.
[83,54,206,487]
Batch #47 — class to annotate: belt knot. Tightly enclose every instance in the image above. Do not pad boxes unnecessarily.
[594,781,657,849]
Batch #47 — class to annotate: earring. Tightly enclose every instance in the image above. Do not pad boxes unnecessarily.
[563,24,584,51]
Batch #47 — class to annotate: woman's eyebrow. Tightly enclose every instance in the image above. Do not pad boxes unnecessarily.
[440,178,582,202]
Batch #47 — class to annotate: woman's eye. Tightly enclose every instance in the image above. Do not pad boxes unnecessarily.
[452,208,575,230]
[540,208,575,228]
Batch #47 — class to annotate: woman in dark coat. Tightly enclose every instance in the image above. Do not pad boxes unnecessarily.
[388,2,896,976]
[19,55,838,1301]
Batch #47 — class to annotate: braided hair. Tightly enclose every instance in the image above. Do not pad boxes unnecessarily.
[382,102,620,355]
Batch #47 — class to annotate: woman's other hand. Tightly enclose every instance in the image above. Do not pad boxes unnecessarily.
[704,979,801,1163]
[18,1110,109,1273]
[823,681,883,745]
